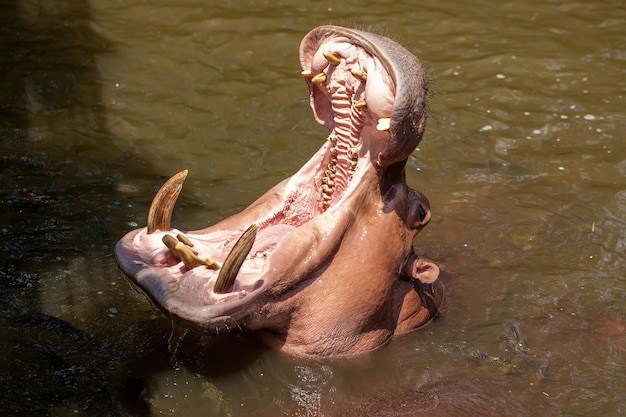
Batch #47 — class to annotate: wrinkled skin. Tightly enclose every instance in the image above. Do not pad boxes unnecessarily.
[115,25,443,357]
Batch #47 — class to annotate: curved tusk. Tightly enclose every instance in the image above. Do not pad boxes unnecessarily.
[147,169,188,234]
[213,224,258,294]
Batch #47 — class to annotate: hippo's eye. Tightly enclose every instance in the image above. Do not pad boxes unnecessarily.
[418,206,427,222]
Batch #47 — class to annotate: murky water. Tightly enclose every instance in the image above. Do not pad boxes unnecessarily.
[1,0,624,416]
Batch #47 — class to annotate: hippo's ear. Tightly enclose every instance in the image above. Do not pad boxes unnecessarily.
[411,257,440,284]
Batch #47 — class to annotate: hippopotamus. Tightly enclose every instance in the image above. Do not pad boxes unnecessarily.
[115,25,444,357]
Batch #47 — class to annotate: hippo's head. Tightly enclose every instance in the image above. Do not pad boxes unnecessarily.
[115,26,443,357]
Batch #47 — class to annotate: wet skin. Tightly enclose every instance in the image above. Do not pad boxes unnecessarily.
[115,25,443,357]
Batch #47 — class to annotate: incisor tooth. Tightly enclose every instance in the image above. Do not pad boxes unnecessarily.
[323,50,342,65]
[162,234,219,270]
[377,117,391,131]
[350,68,367,82]
[177,233,194,247]
[311,72,327,84]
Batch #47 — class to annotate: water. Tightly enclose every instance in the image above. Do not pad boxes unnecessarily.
[1,0,624,415]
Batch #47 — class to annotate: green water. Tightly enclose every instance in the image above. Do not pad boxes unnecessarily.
[1,0,624,415]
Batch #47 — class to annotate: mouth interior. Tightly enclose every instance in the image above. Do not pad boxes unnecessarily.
[134,36,395,304]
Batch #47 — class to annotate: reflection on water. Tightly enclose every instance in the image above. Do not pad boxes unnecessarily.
[0,0,624,416]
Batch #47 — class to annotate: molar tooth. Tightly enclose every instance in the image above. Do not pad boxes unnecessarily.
[301,69,313,79]
[311,72,327,84]
[323,50,342,65]
[321,184,333,195]
[377,117,391,131]
[349,147,359,159]
[353,99,366,109]
[322,177,335,187]
[350,68,367,82]
[330,147,338,156]
[322,192,333,201]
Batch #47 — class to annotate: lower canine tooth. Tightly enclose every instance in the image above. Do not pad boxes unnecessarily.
[162,234,219,270]
[377,117,391,131]
[147,170,188,234]
[213,224,258,294]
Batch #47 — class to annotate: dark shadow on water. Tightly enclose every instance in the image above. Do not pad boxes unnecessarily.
[0,1,156,415]
[0,1,112,305]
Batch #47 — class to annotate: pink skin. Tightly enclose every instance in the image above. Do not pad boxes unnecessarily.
[115,26,443,357]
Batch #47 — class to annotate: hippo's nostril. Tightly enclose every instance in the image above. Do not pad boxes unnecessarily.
[418,206,427,222]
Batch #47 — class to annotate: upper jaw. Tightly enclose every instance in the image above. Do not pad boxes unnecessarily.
[299,25,428,168]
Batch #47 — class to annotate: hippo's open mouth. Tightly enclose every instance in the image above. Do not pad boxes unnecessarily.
[116,26,439,356]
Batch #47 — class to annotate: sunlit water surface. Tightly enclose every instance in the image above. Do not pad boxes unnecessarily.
[0,0,624,416]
